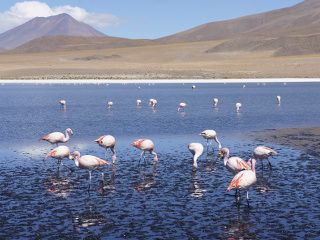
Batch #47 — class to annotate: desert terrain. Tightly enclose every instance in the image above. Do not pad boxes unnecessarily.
[1,40,320,79]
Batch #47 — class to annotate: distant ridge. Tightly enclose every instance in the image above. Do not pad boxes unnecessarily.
[8,36,153,53]
[0,13,105,50]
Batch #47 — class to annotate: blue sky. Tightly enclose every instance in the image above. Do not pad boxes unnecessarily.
[0,0,302,39]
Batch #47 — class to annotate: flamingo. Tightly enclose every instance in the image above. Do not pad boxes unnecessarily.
[236,102,242,112]
[188,143,204,169]
[213,98,219,107]
[149,99,157,108]
[41,128,73,146]
[199,129,222,152]
[177,102,187,112]
[71,151,110,190]
[137,99,142,106]
[107,101,113,109]
[276,96,281,105]
[218,148,251,174]
[253,146,277,169]
[227,158,257,205]
[132,139,158,164]
[59,99,66,106]
[94,135,116,164]
[45,145,73,171]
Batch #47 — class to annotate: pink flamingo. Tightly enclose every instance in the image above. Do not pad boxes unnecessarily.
[213,98,219,107]
[94,135,116,164]
[236,102,242,113]
[219,148,251,174]
[177,102,187,112]
[45,145,73,171]
[71,151,110,191]
[132,139,158,164]
[59,99,66,106]
[199,129,222,152]
[149,99,157,108]
[188,143,204,169]
[253,146,277,169]
[227,158,257,205]
[107,101,113,109]
[41,128,73,146]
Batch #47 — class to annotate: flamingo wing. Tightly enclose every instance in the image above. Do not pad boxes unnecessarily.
[227,172,245,191]
[236,158,251,171]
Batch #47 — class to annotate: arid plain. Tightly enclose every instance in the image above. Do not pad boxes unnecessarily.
[1,40,320,79]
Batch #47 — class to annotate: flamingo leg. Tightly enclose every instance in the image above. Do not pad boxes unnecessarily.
[246,191,250,206]
[151,151,158,164]
[236,189,241,204]
[88,170,92,192]
[267,159,272,169]
[139,151,145,164]
[111,147,116,164]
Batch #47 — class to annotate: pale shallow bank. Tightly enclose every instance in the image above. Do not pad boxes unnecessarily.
[253,127,320,157]
[1,78,320,84]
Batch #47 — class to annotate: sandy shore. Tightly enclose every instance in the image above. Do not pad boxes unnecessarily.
[1,78,320,84]
[254,127,320,157]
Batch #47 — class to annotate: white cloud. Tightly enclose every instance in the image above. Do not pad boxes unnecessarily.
[0,1,120,32]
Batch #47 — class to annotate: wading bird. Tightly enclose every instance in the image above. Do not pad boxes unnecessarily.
[59,99,66,106]
[41,128,73,146]
[227,158,257,205]
[213,98,219,107]
[132,139,158,164]
[218,148,251,174]
[199,129,222,152]
[188,143,204,169]
[177,102,187,111]
[276,96,281,105]
[94,135,116,164]
[107,101,113,109]
[253,146,277,169]
[236,102,242,112]
[149,99,157,108]
[45,145,73,171]
[71,151,110,191]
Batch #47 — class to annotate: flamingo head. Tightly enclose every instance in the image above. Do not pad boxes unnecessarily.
[131,139,141,148]
[66,128,73,135]
[94,136,104,145]
[71,151,80,160]
[218,147,229,158]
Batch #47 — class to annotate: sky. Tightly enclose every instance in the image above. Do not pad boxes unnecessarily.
[0,0,303,39]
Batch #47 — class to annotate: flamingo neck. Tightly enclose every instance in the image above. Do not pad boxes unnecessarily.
[223,150,229,166]
[64,130,70,142]
[214,136,222,149]
[251,159,256,173]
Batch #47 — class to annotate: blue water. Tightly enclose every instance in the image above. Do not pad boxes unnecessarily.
[0,83,319,239]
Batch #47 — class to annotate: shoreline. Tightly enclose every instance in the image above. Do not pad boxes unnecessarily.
[1,78,320,84]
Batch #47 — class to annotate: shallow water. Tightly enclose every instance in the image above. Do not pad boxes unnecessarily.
[0,83,319,239]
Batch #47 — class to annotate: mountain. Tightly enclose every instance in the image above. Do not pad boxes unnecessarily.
[158,0,320,50]
[8,36,153,53]
[0,13,105,50]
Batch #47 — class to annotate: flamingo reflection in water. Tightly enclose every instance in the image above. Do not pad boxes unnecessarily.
[72,196,106,231]
[134,164,157,192]
[224,206,255,239]
[98,164,116,195]
[44,172,78,198]
[190,170,207,198]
